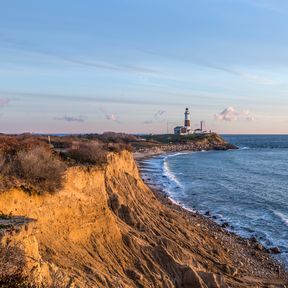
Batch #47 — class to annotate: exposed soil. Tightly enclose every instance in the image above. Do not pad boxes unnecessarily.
[0,151,287,287]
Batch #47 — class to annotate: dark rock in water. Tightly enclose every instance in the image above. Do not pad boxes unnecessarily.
[212,216,217,219]
[147,178,151,181]
[204,211,211,216]
[269,247,281,254]
[221,222,229,228]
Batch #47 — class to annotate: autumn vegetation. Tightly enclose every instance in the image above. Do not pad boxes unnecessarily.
[0,134,131,195]
[0,136,66,194]
[0,132,223,195]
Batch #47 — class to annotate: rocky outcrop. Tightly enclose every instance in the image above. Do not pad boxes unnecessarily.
[0,151,286,287]
[134,133,237,155]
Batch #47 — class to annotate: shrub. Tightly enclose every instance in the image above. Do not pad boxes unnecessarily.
[0,134,131,193]
[0,245,35,288]
[107,142,131,152]
[66,141,107,165]
[0,152,4,169]
[0,138,67,194]
[0,150,15,191]
[15,147,66,194]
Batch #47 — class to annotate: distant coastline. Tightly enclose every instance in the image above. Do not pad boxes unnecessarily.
[133,132,237,160]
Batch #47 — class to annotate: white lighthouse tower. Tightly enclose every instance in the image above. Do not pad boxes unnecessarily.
[173,107,193,135]
[184,107,191,133]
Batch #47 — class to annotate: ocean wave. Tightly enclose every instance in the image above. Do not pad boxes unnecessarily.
[163,159,183,189]
[161,152,194,191]
[238,145,288,149]
[164,151,192,158]
[273,211,288,227]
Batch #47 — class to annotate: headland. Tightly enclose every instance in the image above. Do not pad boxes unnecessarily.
[0,133,286,287]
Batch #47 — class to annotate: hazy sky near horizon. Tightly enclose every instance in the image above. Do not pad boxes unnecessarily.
[1,0,288,134]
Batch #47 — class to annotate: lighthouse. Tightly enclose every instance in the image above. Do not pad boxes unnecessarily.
[174,107,209,135]
[173,107,193,135]
[184,108,191,132]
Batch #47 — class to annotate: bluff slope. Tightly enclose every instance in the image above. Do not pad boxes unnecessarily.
[0,151,287,287]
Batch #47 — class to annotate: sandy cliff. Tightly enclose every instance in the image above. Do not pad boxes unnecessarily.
[0,151,287,287]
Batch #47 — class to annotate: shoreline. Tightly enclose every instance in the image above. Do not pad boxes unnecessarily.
[135,150,288,279]
[133,148,194,161]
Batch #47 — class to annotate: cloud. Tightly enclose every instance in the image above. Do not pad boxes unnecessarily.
[144,110,166,124]
[0,98,11,107]
[98,108,121,123]
[244,0,284,14]
[153,110,166,119]
[215,107,254,121]
[198,63,278,85]
[137,47,278,86]
[227,70,277,85]
[0,90,171,106]
[105,113,119,122]
[0,89,233,108]
[54,115,84,122]
[58,55,159,74]
[143,120,153,124]
[0,33,159,75]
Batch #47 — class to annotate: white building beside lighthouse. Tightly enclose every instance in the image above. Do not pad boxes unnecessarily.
[174,108,192,135]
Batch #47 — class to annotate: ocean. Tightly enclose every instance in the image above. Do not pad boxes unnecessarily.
[139,135,288,266]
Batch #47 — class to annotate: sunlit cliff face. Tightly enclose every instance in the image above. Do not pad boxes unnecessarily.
[0,151,286,287]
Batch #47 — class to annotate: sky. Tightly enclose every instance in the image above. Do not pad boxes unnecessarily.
[1,0,288,134]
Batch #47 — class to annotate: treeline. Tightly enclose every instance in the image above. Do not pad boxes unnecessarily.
[0,134,131,195]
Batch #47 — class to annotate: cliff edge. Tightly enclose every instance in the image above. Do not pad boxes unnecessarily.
[0,151,286,287]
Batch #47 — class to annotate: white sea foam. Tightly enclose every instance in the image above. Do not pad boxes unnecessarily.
[161,152,192,189]
[165,151,191,158]
[163,158,183,188]
[273,211,288,227]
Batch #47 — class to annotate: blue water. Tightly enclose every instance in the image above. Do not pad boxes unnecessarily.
[139,135,288,266]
